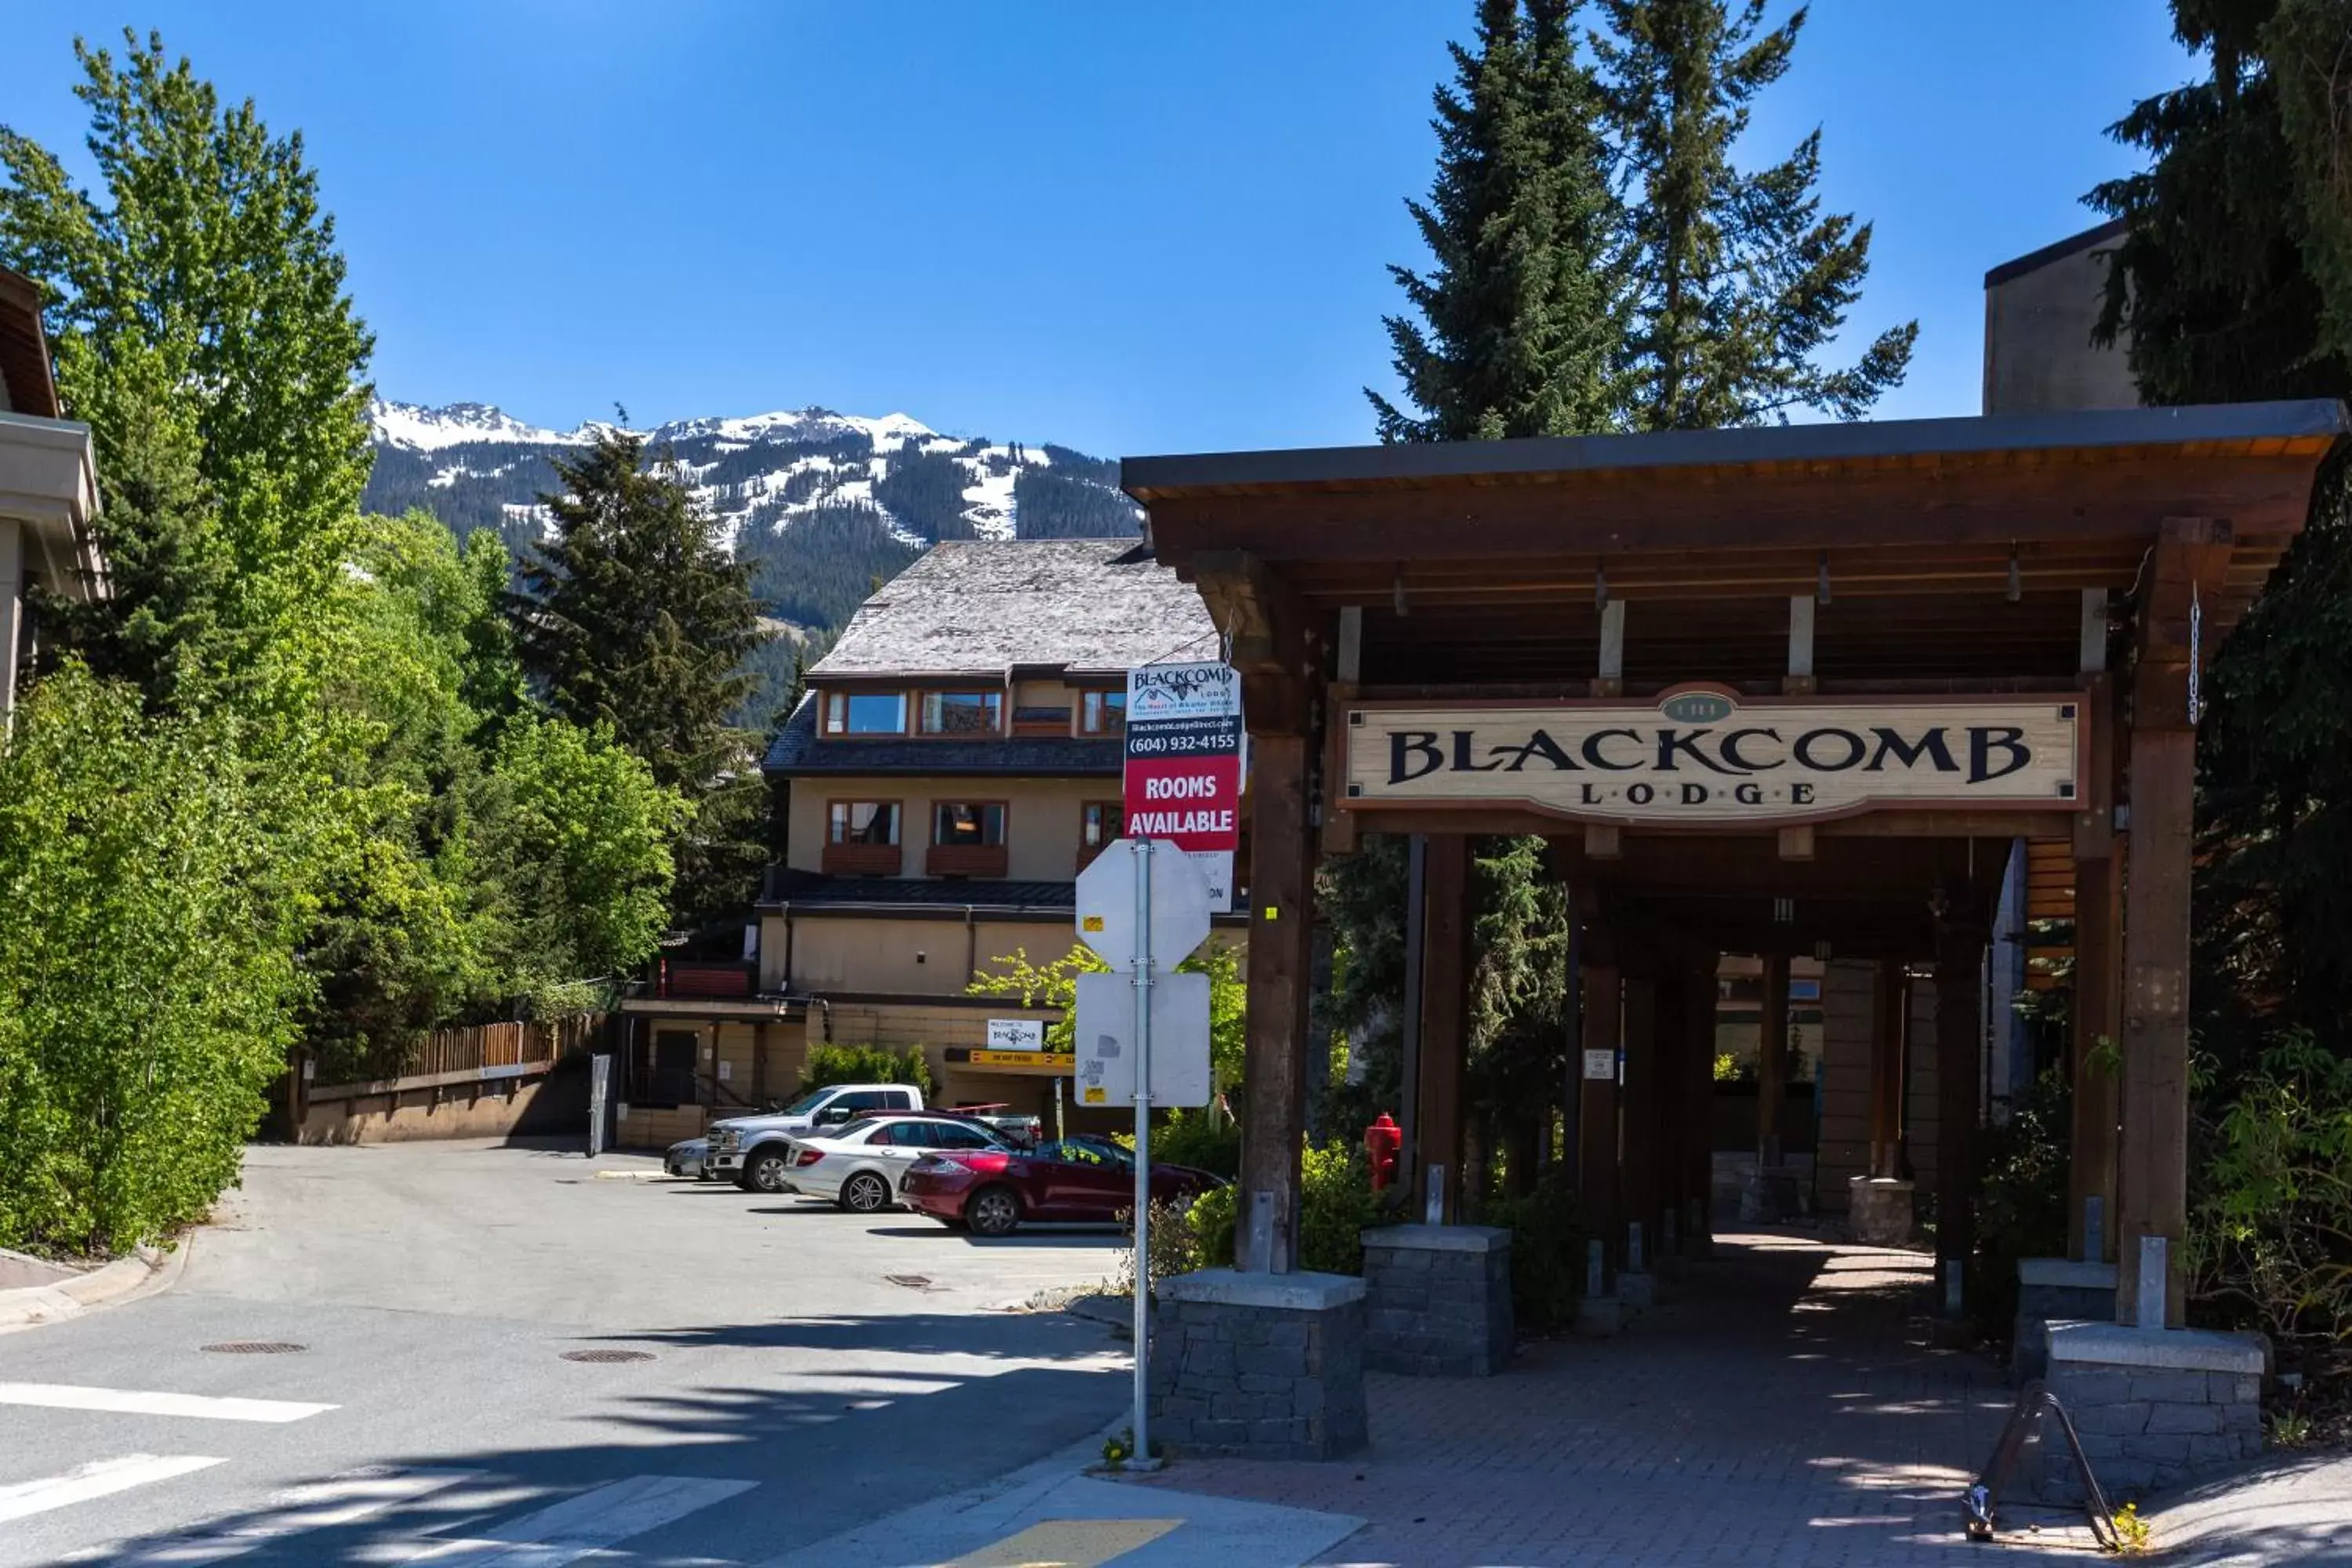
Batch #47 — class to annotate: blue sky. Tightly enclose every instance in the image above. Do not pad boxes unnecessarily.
[4,2,2193,458]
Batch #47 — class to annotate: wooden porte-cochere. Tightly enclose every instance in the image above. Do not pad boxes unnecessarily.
[1125,400,2347,1324]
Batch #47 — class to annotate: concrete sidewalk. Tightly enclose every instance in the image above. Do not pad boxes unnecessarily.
[1127,1231,2347,1566]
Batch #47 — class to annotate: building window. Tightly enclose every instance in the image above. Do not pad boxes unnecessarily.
[824,691,906,735]
[934,802,1007,847]
[828,801,900,845]
[1082,801,1122,848]
[1081,690,1126,735]
[919,691,1003,735]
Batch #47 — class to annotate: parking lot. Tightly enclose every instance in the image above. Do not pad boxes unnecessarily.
[0,1138,1135,1566]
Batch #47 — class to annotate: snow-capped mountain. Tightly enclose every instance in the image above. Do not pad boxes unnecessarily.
[363,397,1141,640]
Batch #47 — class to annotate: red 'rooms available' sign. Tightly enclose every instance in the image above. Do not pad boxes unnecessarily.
[1123,662,1241,908]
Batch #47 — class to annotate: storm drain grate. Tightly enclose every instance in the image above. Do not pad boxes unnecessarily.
[561,1348,655,1363]
[201,1341,306,1355]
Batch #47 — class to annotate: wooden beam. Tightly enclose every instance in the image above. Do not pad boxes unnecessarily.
[1238,731,1316,1272]
[1415,835,1472,1224]
[1192,548,1315,678]
[1595,599,1625,695]
[1933,884,1988,1313]
[1757,954,1790,1165]
[1584,822,1623,860]
[1786,594,1817,692]
[2079,587,2110,673]
[2116,726,2194,1325]
[1777,824,1816,861]
[2069,849,2122,1265]
[1621,975,1661,1268]
[1579,955,1622,1269]
[1336,605,1363,683]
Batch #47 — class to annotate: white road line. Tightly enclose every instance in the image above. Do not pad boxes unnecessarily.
[0,1381,337,1423]
[397,1475,758,1566]
[0,1454,226,1526]
[111,1468,483,1563]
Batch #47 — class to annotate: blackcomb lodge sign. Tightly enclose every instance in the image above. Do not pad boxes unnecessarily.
[1339,687,2082,827]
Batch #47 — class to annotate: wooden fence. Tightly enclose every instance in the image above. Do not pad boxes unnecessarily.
[401,1014,602,1080]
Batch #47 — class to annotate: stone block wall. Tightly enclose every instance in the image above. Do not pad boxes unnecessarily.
[2012,1259,2117,1382]
[2033,1323,2263,1503]
[1361,1225,1512,1377]
[1149,1270,1367,1461]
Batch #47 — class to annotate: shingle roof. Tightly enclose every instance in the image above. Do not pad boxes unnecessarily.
[808,539,1218,681]
[762,695,1122,775]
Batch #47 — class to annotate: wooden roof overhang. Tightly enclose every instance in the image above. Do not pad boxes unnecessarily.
[1126,401,2348,689]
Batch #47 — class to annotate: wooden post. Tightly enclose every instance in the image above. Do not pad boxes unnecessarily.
[1933,886,1988,1314]
[2113,518,2230,1327]
[1756,954,1790,1167]
[1867,958,1905,1179]
[1630,969,1674,1263]
[1238,728,1316,1272]
[1579,946,1621,1270]
[1415,835,1472,1224]
[2117,728,2195,1326]
[1685,956,1719,1252]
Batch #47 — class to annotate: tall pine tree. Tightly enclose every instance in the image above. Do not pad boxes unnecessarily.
[509,430,772,927]
[2090,0,2352,1058]
[1594,0,1915,429]
[1370,0,1624,441]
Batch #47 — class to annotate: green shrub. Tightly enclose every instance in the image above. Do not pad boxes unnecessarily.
[1481,1167,1586,1331]
[1156,1139,1383,1276]
[1972,1066,2072,1338]
[1142,1108,1241,1178]
[799,1042,933,1097]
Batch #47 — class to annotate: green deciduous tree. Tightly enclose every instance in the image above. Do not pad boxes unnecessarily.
[0,668,303,1254]
[1595,0,1915,428]
[509,430,771,924]
[0,29,376,706]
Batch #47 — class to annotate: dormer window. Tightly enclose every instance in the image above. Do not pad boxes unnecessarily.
[919,691,1003,735]
[824,691,906,735]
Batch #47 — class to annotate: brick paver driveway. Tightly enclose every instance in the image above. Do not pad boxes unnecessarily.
[1142,1229,2101,1567]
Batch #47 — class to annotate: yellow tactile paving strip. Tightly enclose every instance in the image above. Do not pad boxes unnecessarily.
[944,1516,1182,1567]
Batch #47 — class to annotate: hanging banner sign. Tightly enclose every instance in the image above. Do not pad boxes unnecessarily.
[1124,661,1241,909]
[1338,686,2082,826]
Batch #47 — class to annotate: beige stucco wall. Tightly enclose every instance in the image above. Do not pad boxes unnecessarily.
[771,913,1077,996]
[786,774,1121,880]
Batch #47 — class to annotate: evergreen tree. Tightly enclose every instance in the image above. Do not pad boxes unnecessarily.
[1594,0,1915,428]
[2090,0,2352,1058]
[509,429,772,924]
[1370,0,1624,441]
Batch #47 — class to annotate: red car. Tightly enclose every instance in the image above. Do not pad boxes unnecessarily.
[899,1137,1224,1236]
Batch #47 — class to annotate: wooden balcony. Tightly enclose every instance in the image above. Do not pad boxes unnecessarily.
[822,841,904,877]
[927,842,1008,879]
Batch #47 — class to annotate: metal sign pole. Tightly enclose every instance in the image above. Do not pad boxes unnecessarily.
[1131,837,1155,1465]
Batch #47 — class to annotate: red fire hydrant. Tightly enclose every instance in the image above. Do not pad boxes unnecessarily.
[1364,1112,1402,1192]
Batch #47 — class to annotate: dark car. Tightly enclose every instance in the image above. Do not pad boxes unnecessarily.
[898,1138,1223,1236]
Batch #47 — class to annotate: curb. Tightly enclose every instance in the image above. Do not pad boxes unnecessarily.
[0,1236,191,1334]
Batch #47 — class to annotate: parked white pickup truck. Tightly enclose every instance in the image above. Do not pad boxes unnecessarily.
[706,1083,924,1192]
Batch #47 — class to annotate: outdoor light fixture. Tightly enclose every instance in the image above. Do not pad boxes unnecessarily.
[2007,542,2023,603]
[1817,550,1831,606]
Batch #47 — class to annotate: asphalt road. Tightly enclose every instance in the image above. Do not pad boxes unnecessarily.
[0,1140,1134,1566]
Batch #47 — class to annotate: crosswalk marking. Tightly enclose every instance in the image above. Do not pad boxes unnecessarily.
[110,1467,484,1563]
[394,1474,758,1566]
[0,1454,227,1526]
[0,1381,337,1424]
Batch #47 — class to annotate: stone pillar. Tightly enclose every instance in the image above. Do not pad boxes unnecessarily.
[1238,728,1316,1272]
[2035,1323,2263,1503]
[1360,1225,1512,1376]
[1933,885,1988,1317]
[1414,835,1472,1225]
[2012,1258,2119,1381]
[1150,1269,1367,1459]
